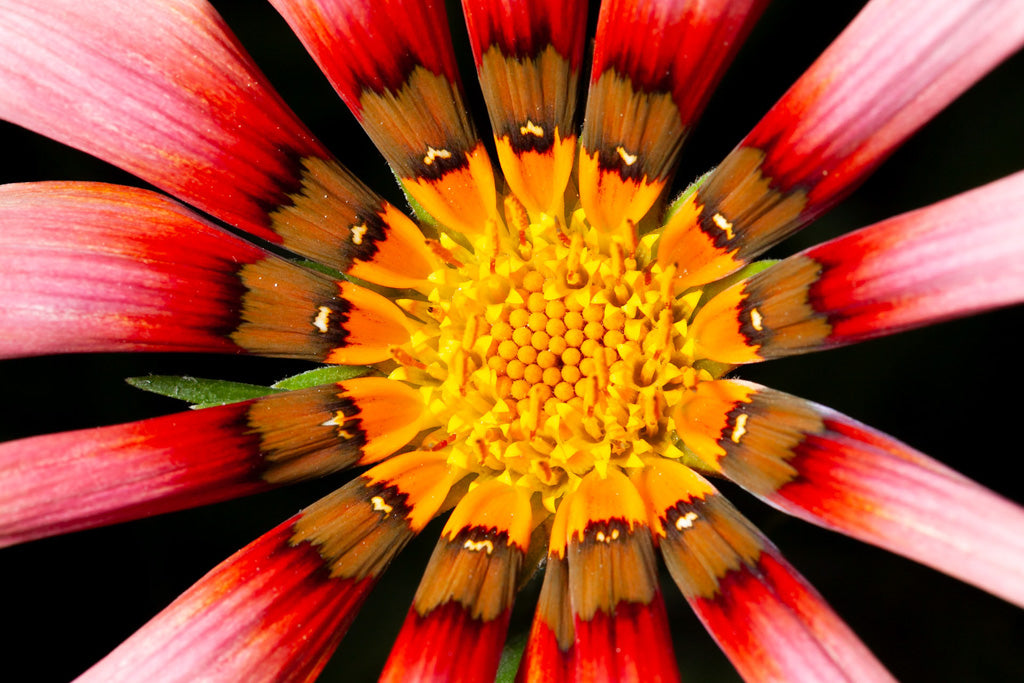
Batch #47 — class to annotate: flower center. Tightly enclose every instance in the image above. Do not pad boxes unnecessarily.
[393,203,717,510]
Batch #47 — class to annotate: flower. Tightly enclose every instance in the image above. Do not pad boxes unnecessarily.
[1,0,1023,681]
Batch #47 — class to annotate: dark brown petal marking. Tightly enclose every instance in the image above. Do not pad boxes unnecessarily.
[568,519,658,620]
[413,527,523,621]
[292,477,417,580]
[658,493,764,601]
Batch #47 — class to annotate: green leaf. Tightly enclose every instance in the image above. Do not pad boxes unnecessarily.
[495,630,528,683]
[271,365,373,390]
[126,375,282,408]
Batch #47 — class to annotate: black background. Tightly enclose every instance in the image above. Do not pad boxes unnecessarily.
[2,0,1023,680]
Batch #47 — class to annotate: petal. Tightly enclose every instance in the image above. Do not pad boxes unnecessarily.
[550,470,681,682]
[79,450,457,682]
[658,0,1024,289]
[518,553,574,683]
[462,0,588,214]
[675,379,1024,608]
[271,0,498,235]
[635,460,892,682]
[689,171,1024,364]
[581,0,766,233]
[0,0,433,287]
[0,183,411,362]
[0,377,424,546]
[381,480,532,683]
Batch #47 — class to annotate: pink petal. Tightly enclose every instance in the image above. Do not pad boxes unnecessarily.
[746,0,1024,217]
[682,379,1024,608]
[0,403,264,548]
[0,182,258,358]
[0,0,331,240]
[690,171,1024,363]
[0,0,434,285]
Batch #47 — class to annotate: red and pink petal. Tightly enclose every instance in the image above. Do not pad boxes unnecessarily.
[0,377,425,547]
[676,379,1024,608]
[0,182,412,363]
[635,460,892,682]
[78,450,457,681]
[690,171,1024,364]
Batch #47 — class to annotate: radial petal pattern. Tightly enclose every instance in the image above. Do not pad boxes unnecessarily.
[1,0,1022,680]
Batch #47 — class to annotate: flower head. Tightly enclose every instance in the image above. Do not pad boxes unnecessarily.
[1,0,1023,680]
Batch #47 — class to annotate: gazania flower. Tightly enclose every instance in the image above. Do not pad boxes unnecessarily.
[2,0,1023,680]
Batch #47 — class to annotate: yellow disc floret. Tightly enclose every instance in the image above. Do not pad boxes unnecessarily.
[392,203,718,511]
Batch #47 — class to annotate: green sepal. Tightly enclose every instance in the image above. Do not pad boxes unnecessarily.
[271,365,372,390]
[495,630,528,683]
[296,258,347,281]
[664,168,713,224]
[126,375,283,408]
[697,259,780,307]
[396,169,439,226]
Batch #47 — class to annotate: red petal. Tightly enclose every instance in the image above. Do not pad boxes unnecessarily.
[0,183,255,357]
[0,182,411,362]
[555,471,681,682]
[572,592,679,683]
[383,602,512,683]
[678,379,1024,608]
[518,555,574,683]
[689,171,1024,364]
[78,517,375,683]
[0,403,262,547]
[693,553,893,683]
[0,377,425,546]
[382,480,532,682]
[580,0,766,232]
[462,0,588,213]
[658,0,1024,289]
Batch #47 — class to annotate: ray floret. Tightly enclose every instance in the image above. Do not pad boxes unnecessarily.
[658,0,1024,290]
